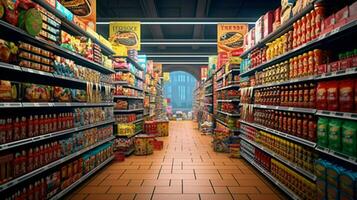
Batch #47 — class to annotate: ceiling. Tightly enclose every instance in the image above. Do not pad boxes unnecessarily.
[96,0,280,63]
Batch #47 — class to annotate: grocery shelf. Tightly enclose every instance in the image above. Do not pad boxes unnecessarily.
[204,103,213,106]
[253,75,315,89]
[0,119,115,152]
[252,67,357,90]
[114,108,144,113]
[216,76,224,82]
[217,99,240,103]
[239,120,316,148]
[240,151,301,200]
[240,19,357,77]
[49,156,114,200]
[315,67,357,80]
[217,110,240,117]
[216,84,240,91]
[316,146,357,166]
[0,136,115,192]
[113,80,128,85]
[0,102,115,109]
[117,129,143,138]
[316,110,357,120]
[113,96,144,100]
[205,93,213,97]
[215,118,240,132]
[124,85,144,91]
[254,104,316,114]
[205,83,213,88]
[116,56,144,71]
[0,21,115,74]
[240,1,315,58]
[32,0,114,56]
[239,134,316,181]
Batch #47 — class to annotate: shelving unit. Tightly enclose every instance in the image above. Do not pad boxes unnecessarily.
[0,1,116,197]
[238,1,357,199]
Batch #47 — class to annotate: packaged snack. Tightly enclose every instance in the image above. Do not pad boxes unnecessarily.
[53,87,71,102]
[339,170,357,197]
[23,83,52,102]
[339,79,354,112]
[341,121,357,157]
[0,80,18,101]
[316,82,328,110]
[328,118,342,151]
[317,117,329,147]
[327,81,339,111]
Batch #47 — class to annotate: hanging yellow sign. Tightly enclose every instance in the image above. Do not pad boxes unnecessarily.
[109,21,141,55]
[217,24,248,55]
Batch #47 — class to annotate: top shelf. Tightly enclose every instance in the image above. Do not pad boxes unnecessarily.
[240,2,315,58]
[33,0,115,56]
[0,20,115,75]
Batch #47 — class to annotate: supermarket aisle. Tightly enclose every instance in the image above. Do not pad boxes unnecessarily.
[68,121,284,200]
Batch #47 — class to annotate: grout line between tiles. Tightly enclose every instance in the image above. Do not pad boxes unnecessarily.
[193,169,197,179]
[181,179,183,194]
[209,179,216,194]
[150,186,156,200]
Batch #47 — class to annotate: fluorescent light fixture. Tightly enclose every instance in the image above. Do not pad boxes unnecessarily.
[146,54,213,58]
[157,62,208,65]
[142,42,216,45]
[97,21,255,25]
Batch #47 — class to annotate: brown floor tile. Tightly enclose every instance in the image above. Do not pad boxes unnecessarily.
[256,185,275,194]
[210,179,239,187]
[228,186,259,194]
[142,179,170,186]
[158,173,195,179]
[183,180,211,186]
[183,186,214,194]
[200,194,233,200]
[78,186,110,194]
[232,194,250,200]
[100,179,130,186]
[107,186,155,194]
[194,169,219,173]
[152,194,199,200]
[213,187,230,193]
[248,194,282,200]
[118,194,135,200]
[128,180,144,186]
[155,186,182,193]
[195,173,222,180]
[85,194,120,200]
[135,194,152,200]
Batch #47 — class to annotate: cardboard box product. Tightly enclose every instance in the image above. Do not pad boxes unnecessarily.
[255,16,264,44]
[264,11,274,38]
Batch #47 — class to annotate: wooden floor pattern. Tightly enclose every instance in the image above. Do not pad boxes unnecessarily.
[67,121,285,200]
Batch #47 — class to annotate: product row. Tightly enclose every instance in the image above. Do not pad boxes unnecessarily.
[317,117,357,158]
[241,142,316,200]
[216,116,240,130]
[217,102,240,114]
[114,85,143,97]
[0,80,112,103]
[253,108,317,142]
[315,159,356,200]
[115,114,143,124]
[116,123,143,137]
[241,124,314,172]
[0,1,113,69]
[3,142,113,200]
[114,100,143,110]
[0,125,113,184]
[216,89,240,100]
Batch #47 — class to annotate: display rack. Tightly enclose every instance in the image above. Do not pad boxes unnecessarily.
[0,1,116,197]
[238,1,357,199]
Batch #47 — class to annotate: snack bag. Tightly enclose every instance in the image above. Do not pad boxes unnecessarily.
[316,82,327,110]
[328,118,342,151]
[317,117,329,147]
[339,79,354,112]
[327,81,339,111]
[341,121,357,157]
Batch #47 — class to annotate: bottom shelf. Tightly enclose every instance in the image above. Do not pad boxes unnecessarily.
[124,148,135,156]
[50,155,114,200]
[240,150,300,200]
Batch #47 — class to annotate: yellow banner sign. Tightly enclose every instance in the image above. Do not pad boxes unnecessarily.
[163,72,170,82]
[60,0,97,30]
[217,24,248,55]
[109,21,141,55]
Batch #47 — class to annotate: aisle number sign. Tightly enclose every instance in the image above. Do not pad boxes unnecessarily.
[109,21,141,55]
[217,24,248,55]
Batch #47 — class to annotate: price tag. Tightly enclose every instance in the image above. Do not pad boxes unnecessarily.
[48,103,54,107]
[330,27,340,35]
[65,103,71,106]
[318,33,327,40]
[38,71,45,75]
[27,69,34,73]
[288,107,294,111]
[3,103,10,107]
[33,103,40,107]
[12,65,21,71]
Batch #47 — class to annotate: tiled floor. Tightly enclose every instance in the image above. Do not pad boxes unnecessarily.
[68,121,285,200]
